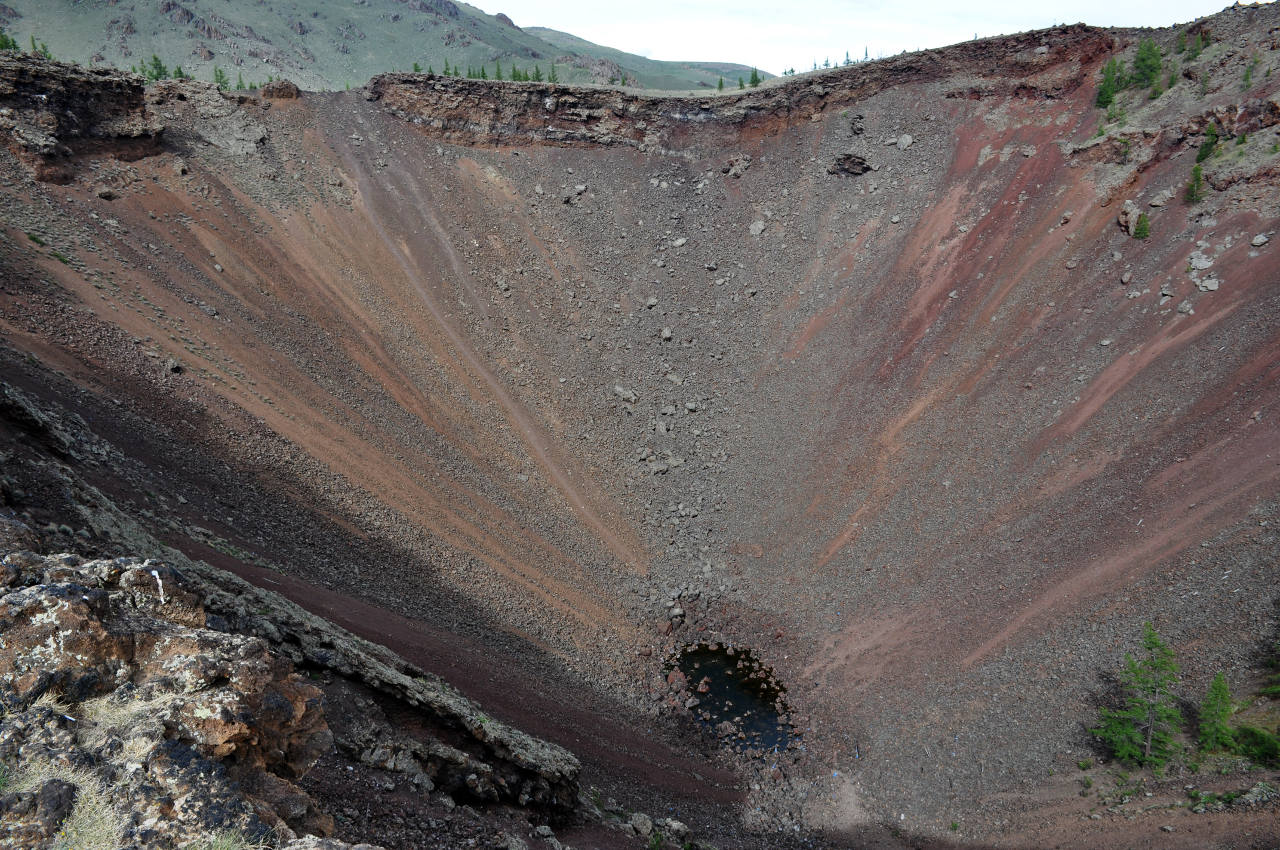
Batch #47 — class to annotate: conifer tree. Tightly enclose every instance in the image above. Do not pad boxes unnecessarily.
[1096,57,1123,108]
[548,63,557,83]
[749,67,761,87]
[213,66,229,90]
[532,64,543,82]
[1093,623,1182,768]
[1133,38,1162,89]
[1198,671,1236,752]
[738,77,745,89]
[0,28,16,51]
[495,61,503,80]
[1133,212,1150,239]
[1185,164,1205,203]
[717,76,724,91]
[145,54,169,81]
[1196,122,1219,162]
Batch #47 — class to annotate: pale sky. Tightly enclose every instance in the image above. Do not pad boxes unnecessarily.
[483,1,1258,75]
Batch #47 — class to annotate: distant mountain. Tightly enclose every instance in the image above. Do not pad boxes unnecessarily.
[0,0,768,90]
[525,27,767,91]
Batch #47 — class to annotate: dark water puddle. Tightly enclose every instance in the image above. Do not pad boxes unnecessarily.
[670,643,793,753]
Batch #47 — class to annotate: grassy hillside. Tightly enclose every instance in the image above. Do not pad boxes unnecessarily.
[0,0,766,91]
[526,26,768,91]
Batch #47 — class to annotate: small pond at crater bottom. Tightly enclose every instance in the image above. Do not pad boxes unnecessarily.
[671,643,793,752]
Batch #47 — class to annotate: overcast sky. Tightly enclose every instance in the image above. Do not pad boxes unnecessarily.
[484,1,1252,75]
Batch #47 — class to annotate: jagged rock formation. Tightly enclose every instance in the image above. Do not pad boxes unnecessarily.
[368,25,1110,151]
[0,54,160,179]
[1,5,1279,848]
[0,545,578,848]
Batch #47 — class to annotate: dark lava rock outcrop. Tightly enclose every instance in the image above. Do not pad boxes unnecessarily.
[0,545,579,849]
[0,55,161,179]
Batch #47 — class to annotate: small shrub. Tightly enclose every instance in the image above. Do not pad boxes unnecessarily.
[1133,213,1150,239]
[1198,672,1236,752]
[1236,132,1247,146]
[1243,56,1259,90]
[1233,726,1280,767]
[1185,164,1205,203]
[1077,758,1093,771]
[25,232,46,245]
[1196,123,1219,162]
[950,821,959,831]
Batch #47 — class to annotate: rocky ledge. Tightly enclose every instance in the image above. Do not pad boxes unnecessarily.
[0,544,580,849]
[367,23,1110,153]
[0,55,162,180]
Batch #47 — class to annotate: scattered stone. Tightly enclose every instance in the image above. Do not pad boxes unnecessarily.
[1233,781,1278,806]
[896,134,914,151]
[629,813,653,837]
[1148,189,1173,208]
[1196,276,1220,292]
[613,385,638,403]
[722,154,751,178]
[1188,252,1213,271]
[828,153,871,176]
[260,79,301,99]
[94,185,117,200]
[749,220,766,236]
[1117,200,1140,235]
[1178,300,1194,315]
[1252,233,1270,247]
[671,237,687,248]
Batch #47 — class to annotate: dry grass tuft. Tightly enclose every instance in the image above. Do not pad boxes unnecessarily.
[12,759,123,850]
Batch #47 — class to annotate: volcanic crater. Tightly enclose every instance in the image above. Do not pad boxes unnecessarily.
[1,4,1280,848]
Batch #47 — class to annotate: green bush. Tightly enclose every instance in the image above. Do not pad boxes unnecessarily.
[1233,726,1280,767]
[1133,213,1150,239]
[1196,123,1219,162]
